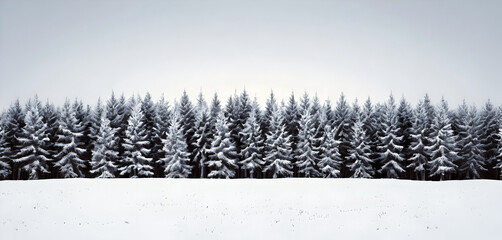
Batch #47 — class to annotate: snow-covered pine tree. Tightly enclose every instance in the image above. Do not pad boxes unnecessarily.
[237,90,252,135]
[87,99,105,174]
[41,101,59,154]
[333,93,353,176]
[422,94,437,155]
[159,109,192,178]
[283,93,301,175]
[207,112,238,179]
[457,104,486,179]
[396,98,414,179]
[361,98,380,167]
[317,124,342,178]
[361,98,377,139]
[251,97,263,125]
[191,92,212,178]
[323,99,335,130]
[310,95,325,167]
[235,90,252,178]
[377,95,405,178]
[89,99,105,141]
[80,105,94,176]
[408,101,429,180]
[299,92,310,113]
[263,107,293,178]
[209,93,222,125]
[296,108,322,178]
[0,126,12,179]
[119,103,154,178]
[423,94,436,127]
[179,91,197,155]
[4,100,25,179]
[240,104,265,178]
[310,95,322,127]
[72,100,85,124]
[262,91,278,140]
[13,99,52,180]
[347,116,374,178]
[106,92,126,157]
[141,93,156,160]
[496,125,502,179]
[427,98,458,181]
[54,100,87,178]
[223,94,241,176]
[152,94,171,176]
[478,100,500,178]
[90,112,119,178]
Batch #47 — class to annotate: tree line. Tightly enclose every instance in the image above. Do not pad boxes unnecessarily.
[0,90,501,180]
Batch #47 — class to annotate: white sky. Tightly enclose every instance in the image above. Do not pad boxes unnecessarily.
[0,0,501,110]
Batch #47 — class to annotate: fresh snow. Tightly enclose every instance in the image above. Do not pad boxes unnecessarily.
[0,179,500,239]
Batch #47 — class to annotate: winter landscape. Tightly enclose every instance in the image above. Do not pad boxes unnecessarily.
[1,0,501,239]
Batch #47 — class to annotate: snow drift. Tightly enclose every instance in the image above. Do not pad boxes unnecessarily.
[0,179,500,239]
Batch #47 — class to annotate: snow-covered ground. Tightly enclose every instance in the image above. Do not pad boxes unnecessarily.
[0,179,500,239]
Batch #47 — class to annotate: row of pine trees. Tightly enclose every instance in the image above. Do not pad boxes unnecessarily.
[1,90,501,180]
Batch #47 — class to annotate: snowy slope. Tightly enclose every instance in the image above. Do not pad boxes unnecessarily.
[0,179,500,239]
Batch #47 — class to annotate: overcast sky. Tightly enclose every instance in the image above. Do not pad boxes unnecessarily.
[0,0,501,110]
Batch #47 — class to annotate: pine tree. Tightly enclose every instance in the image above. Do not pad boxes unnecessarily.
[323,99,335,127]
[13,99,52,180]
[54,100,87,178]
[310,95,325,168]
[299,92,310,113]
[90,113,118,178]
[408,101,429,180]
[72,100,85,124]
[423,94,436,127]
[377,95,405,178]
[106,92,126,156]
[152,95,171,176]
[179,91,197,153]
[224,94,241,175]
[427,98,458,180]
[347,118,374,178]
[361,98,380,170]
[0,126,12,179]
[457,105,486,179]
[191,93,212,178]
[333,93,353,176]
[4,100,25,179]
[159,110,192,178]
[240,105,265,178]
[317,124,342,178]
[262,91,278,139]
[422,94,437,159]
[496,126,502,179]
[119,103,154,178]
[209,93,222,125]
[396,98,414,178]
[263,108,293,178]
[283,93,301,175]
[82,105,95,175]
[310,95,322,127]
[89,99,105,141]
[41,101,59,157]
[296,108,322,177]
[207,112,238,179]
[478,100,500,178]
[140,93,156,160]
[235,90,252,178]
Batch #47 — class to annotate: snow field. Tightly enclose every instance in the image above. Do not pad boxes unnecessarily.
[0,178,500,239]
